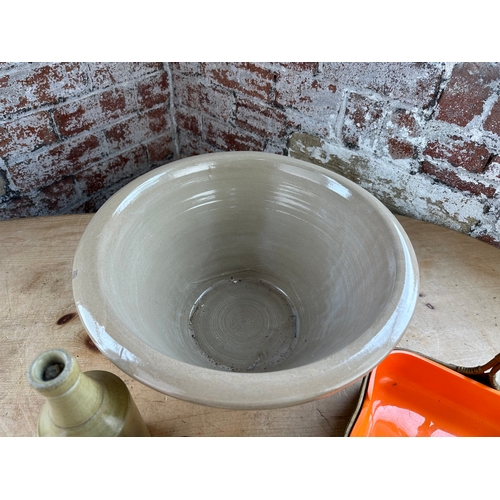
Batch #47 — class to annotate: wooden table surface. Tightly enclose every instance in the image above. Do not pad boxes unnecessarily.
[1,213,499,437]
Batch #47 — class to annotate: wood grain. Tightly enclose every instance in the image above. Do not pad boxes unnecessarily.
[1,214,499,437]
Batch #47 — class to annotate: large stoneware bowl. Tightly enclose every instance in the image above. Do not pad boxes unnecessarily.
[72,152,419,409]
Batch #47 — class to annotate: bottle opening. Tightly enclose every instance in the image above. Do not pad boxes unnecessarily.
[28,349,72,388]
[42,362,65,381]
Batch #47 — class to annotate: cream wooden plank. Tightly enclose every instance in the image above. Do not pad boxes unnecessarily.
[397,217,500,367]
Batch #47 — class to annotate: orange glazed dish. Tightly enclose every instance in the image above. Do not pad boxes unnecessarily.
[348,350,500,437]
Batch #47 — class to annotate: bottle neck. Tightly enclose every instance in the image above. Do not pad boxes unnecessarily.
[28,349,104,428]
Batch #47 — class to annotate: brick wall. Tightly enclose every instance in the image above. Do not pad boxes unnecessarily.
[0,62,174,217]
[171,62,500,248]
[1,62,500,248]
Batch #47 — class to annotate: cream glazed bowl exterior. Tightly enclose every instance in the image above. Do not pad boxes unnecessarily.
[72,152,419,410]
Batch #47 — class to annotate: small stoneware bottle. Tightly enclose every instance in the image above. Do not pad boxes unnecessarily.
[27,348,150,437]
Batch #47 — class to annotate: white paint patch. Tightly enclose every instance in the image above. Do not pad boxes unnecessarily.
[290,134,493,235]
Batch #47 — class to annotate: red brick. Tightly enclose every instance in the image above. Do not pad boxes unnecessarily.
[342,93,384,148]
[178,132,219,158]
[204,118,265,151]
[137,72,169,109]
[105,106,169,152]
[99,88,131,118]
[146,133,173,164]
[484,96,500,136]
[322,62,444,108]
[0,74,30,115]
[144,106,168,134]
[235,99,288,138]
[437,63,500,127]
[176,107,201,135]
[200,85,235,120]
[76,146,149,196]
[420,160,496,197]
[203,63,275,101]
[0,195,37,219]
[53,96,98,136]
[475,234,500,248]
[388,137,416,159]
[0,111,57,158]
[8,134,103,192]
[0,63,89,115]
[66,135,101,165]
[90,63,163,88]
[390,109,419,136]
[236,63,274,77]
[75,165,107,196]
[69,176,135,214]
[33,63,88,104]
[106,120,130,149]
[170,62,201,75]
[38,176,78,213]
[173,74,235,120]
[53,87,135,137]
[424,139,490,173]
[173,74,203,109]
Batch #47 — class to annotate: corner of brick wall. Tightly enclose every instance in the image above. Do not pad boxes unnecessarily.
[0,62,175,218]
[1,62,500,248]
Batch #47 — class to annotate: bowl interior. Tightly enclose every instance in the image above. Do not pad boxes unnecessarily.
[73,152,418,408]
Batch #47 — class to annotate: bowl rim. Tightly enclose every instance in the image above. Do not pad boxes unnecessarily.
[72,151,419,410]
